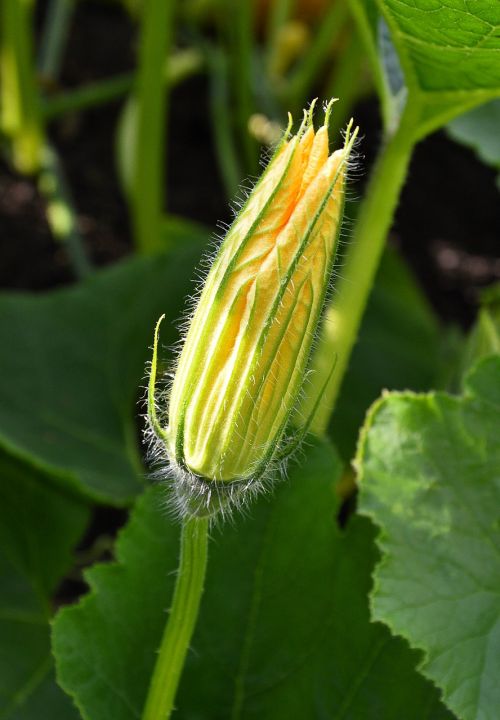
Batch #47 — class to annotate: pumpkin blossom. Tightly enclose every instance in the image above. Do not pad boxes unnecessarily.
[149,100,358,511]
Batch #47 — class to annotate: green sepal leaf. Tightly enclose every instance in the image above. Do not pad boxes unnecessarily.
[357,355,500,720]
[0,452,89,719]
[53,439,452,719]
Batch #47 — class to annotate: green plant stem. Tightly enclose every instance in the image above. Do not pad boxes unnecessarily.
[38,0,75,81]
[42,48,203,121]
[284,2,348,112]
[323,28,368,134]
[264,0,294,71]
[207,46,243,199]
[223,0,258,174]
[44,74,134,119]
[38,144,92,279]
[302,107,418,435]
[132,0,176,254]
[142,516,209,720]
[1,0,43,174]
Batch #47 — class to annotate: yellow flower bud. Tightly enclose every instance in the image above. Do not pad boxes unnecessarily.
[148,100,358,515]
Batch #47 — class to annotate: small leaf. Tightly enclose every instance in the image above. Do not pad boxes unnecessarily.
[0,452,89,719]
[0,239,205,505]
[53,440,452,719]
[357,355,500,720]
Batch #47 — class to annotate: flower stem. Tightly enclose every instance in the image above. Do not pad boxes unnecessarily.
[142,516,209,720]
[301,105,418,435]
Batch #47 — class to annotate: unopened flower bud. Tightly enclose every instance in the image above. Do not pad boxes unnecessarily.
[148,100,358,516]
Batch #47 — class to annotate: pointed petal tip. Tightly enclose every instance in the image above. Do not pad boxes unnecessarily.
[323,98,339,128]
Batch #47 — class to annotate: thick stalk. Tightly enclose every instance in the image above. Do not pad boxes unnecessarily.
[301,107,418,435]
[141,516,209,720]
[132,0,176,254]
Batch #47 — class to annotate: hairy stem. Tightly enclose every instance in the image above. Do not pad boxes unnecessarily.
[141,516,209,720]
[301,106,418,434]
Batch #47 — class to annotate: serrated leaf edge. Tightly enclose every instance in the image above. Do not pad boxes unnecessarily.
[353,357,500,720]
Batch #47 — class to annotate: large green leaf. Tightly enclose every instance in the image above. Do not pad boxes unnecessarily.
[331,247,441,462]
[351,0,500,137]
[357,355,500,720]
[381,1,500,93]
[0,237,206,506]
[53,440,452,719]
[0,453,89,719]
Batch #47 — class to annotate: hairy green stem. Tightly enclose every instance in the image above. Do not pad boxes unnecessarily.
[302,107,418,435]
[132,0,176,254]
[142,516,209,720]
